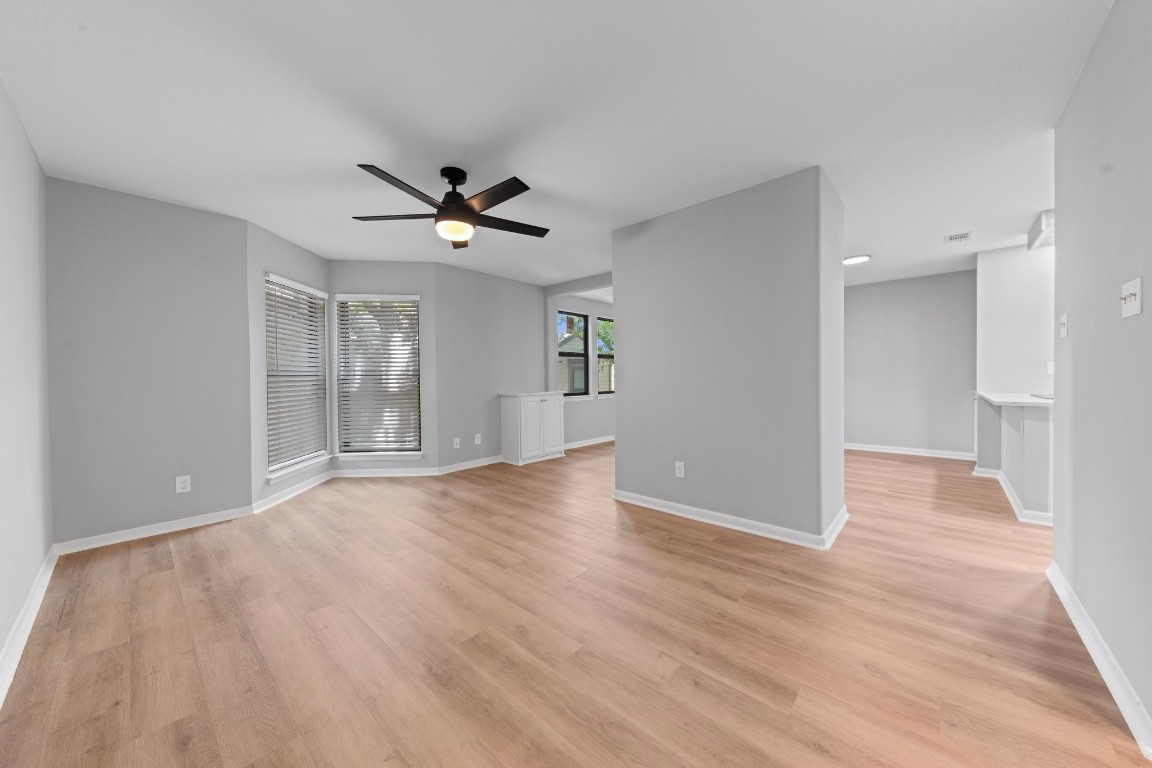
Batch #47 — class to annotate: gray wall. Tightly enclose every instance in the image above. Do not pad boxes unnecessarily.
[247,223,330,504]
[613,167,844,537]
[844,271,977,455]
[46,180,252,541]
[433,263,546,464]
[547,293,616,445]
[1055,0,1152,726]
[0,79,53,671]
[1000,405,1049,514]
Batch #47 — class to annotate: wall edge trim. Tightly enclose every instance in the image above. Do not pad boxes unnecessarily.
[0,547,58,709]
[845,443,976,462]
[612,490,848,551]
[1047,562,1152,759]
[564,435,615,449]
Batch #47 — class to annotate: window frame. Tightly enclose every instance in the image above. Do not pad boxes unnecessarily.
[334,293,423,456]
[264,273,330,476]
[596,316,615,395]
[557,310,590,397]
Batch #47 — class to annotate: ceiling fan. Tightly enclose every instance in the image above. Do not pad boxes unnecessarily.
[353,164,549,249]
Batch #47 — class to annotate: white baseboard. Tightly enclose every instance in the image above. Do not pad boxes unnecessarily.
[54,504,254,556]
[0,547,58,709]
[1047,562,1152,759]
[565,435,615,450]
[974,468,1052,526]
[254,471,332,513]
[613,490,848,551]
[435,456,503,474]
[845,443,976,462]
[331,455,502,478]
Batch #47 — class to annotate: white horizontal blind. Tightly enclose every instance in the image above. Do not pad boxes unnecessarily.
[266,277,328,469]
[337,298,421,452]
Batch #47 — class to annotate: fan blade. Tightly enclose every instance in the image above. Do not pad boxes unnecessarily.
[476,214,549,238]
[464,177,530,213]
[353,213,436,221]
[452,240,469,250]
[358,164,442,209]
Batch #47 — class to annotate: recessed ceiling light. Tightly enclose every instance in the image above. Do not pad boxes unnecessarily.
[844,254,871,265]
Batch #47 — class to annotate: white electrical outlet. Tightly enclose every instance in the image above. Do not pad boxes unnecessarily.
[453,437,461,449]
[674,461,685,479]
[1059,313,1068,338]
[175,475,191,494]
[474,434,482,445]
[1121,277,1142,318]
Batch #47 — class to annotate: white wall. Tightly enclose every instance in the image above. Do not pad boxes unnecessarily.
[976,244,1055,394]
[1054,0,1152,749]
[46,179,252,542]
[845,271,977,455]
[613,167,844,538]
[546,293,616,445]
[0,79,52,693]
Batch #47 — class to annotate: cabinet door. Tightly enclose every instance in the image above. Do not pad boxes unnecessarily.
[520,398,543,459]
[541,397,564,454]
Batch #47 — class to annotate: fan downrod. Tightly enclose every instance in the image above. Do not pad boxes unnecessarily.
[440,166,467,189]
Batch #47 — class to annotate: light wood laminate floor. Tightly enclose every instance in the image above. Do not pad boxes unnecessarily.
[0,445,1144,766]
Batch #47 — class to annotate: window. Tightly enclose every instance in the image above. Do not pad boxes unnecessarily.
[597,317,615,394]
[265,275,328,470]
[337,296,421,452]
[557,311,588,395]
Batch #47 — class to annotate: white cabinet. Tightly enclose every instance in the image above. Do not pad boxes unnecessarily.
[501,392,565,465]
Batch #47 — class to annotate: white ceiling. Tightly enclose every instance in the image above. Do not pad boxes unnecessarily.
[0,0,1111,286]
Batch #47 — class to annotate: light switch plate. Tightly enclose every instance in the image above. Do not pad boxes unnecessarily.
[1047,361,1055,376]
[1121,277,1142,318]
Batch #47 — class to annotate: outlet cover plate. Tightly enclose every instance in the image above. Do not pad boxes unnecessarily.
[176,475,191,494]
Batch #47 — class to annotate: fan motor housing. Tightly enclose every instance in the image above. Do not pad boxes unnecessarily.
[440,166,468,188]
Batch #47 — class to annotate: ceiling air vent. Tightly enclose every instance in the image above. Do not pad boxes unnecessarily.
[944,231,973,244]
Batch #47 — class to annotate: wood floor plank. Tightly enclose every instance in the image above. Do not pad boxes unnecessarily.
[0,444,1141,766]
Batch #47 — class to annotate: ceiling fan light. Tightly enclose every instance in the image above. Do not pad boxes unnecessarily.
[435,219,475,242]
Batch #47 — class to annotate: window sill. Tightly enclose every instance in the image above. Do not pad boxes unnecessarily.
[336,451,424,461]
[268,453,331,484]
[563,395,595,402]
[597,393,615,399]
